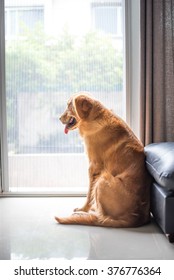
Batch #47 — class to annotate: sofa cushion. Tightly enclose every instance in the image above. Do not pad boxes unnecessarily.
[144,142,174,190]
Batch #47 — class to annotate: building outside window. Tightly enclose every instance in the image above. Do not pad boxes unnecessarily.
[5,6,44,38]
[91,2,122,37]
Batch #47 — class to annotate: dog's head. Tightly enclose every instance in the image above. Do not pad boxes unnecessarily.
[59,92,101,134]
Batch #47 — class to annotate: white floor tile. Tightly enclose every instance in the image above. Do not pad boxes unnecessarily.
[0,198,174,260]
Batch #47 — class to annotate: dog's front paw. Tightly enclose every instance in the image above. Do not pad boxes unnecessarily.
[74,206,88,212]
[74,207,82,212]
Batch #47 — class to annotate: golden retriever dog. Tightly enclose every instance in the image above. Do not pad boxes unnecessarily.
[55,92,151,227]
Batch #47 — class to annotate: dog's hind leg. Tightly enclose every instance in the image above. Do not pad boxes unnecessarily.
[55,212,130,227]
[55,212,98,226]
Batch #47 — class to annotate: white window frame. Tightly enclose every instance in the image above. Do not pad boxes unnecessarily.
[0,0,140,197]
[0,0,9,194]
[124,0,140,137]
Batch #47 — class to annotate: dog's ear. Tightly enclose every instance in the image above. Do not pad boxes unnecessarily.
[74,95,93,119]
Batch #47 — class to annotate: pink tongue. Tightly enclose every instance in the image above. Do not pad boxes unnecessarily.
[64,126,69,134]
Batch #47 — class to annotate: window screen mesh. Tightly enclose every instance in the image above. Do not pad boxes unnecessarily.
[5,0,124,192]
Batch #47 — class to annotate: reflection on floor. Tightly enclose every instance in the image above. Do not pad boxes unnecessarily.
[0,197,174,260]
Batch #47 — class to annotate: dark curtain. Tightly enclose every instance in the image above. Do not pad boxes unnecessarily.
[140,0,174,145]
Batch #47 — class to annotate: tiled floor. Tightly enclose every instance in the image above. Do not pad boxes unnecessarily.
[0,197,174,260]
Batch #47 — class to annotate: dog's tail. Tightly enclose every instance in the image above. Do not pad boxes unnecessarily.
[55,212,130,228]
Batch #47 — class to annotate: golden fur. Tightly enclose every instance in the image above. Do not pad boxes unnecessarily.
[55,92,151,227]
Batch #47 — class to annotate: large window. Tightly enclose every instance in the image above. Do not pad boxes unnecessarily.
[0,0,140,195]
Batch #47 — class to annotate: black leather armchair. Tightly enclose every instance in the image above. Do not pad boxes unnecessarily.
[145,142,174,242]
